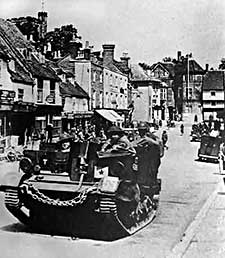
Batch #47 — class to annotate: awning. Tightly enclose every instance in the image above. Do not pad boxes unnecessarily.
[95,109,124,123]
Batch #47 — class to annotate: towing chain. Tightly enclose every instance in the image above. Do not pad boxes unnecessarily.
[19,182,98,208]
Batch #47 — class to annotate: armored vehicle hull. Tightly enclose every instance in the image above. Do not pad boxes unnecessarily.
[1,140,162,240]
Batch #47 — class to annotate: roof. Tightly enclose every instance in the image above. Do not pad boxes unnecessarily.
[181,59,205,75]
[95,109,123,123]
[0,40,33,84]
[150,62,175,77]
[0,18,33,49]
[0,44,10,60]
[0,19,59,82]
[27,56,60,81]
[9,62,33,84]
[113,60,130,74]
[60,81,89,98]
[130,64,150,81]
[203,70,224,90]
[104,62,124,74]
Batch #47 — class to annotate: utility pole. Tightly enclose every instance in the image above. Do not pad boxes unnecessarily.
[186,53,192,112]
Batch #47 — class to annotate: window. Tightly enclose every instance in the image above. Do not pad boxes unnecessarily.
[99,91,103,108]
[189,88,193,98]
[50,81,55,104]
[100,72,103,83]
[93,71,96,82]
[211,91,216,96]
[196,75,202,81]
[109,74,113,85]
[92,90,96,109]
[18,89,24,101]
[211,101,216,106]
[37,79,43,102]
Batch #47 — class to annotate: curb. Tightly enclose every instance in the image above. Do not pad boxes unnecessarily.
[166,179,223,258]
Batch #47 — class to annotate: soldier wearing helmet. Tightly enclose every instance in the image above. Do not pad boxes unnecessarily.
[100,126,136,154]
[136,122,163,186]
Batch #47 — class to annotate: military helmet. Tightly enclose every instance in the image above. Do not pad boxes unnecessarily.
[138,122,148,130]
[107,126,124,136]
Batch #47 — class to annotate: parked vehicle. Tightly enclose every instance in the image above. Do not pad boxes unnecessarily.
[0,138,162,240]
[197,135,222,162]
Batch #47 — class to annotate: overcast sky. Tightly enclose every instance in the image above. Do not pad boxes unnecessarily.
[1,0,225,68]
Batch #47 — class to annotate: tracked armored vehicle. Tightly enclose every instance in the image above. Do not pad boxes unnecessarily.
[0,138,162,240]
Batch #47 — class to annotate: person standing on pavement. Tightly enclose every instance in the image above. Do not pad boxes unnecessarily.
[45,123,53,143]
[180,123,184,136]
[161,130,168,150]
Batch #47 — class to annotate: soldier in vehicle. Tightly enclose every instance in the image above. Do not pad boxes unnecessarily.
[136,124,162,185]
[100,126,136,155]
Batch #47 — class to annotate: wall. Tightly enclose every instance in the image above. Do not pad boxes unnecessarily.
[103,67,128,109]
[64,97,88,113]
[0,60,14,91]
[132,85,152,122]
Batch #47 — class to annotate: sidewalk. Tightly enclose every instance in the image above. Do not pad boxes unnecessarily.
[168,178,225,258]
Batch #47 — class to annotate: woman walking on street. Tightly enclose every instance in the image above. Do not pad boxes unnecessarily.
[161,130,168,150]
[180,123,184,136]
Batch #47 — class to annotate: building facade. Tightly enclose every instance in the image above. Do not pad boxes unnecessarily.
[202,70,225,121]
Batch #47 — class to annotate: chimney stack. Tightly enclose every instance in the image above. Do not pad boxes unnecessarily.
[85,41,89,49]
[205,63,209,72]
[102,44,115,65]
[120,52,130,68]
[177,51,182,62]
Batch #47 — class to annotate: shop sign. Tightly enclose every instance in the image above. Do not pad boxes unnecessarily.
[0,90,15,104]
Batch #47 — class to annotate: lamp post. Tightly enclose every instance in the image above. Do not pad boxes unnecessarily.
[186,53,192,112]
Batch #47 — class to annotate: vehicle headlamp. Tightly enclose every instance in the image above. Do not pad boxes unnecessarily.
[33,164,41,174]
[19,157,33,174]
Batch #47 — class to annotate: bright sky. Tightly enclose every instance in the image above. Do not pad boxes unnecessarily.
[1,0,225,69]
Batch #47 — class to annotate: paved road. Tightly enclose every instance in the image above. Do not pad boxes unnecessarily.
[0,115,221,258]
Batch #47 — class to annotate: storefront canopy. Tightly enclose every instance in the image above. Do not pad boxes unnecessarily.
[95,109,124,123]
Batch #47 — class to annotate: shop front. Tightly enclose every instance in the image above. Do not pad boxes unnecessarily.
[93,109,124,134]
[34,105,63,138]
[62,111,94,132]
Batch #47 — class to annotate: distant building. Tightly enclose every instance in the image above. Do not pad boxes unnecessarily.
[202,70,225,120]
[130,64,162,123]
[174,52,205,116]
[0,18,62,143]
[148,62,175,120]
[57,70,90,132]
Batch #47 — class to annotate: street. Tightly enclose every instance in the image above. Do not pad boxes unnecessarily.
[0,117,221,258]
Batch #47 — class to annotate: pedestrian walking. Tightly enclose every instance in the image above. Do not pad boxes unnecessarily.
[45,123,53,143]
[180,123,184,136]
[161,130,168,149]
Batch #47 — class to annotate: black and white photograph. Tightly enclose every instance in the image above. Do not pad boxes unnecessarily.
[0,0,225,257]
